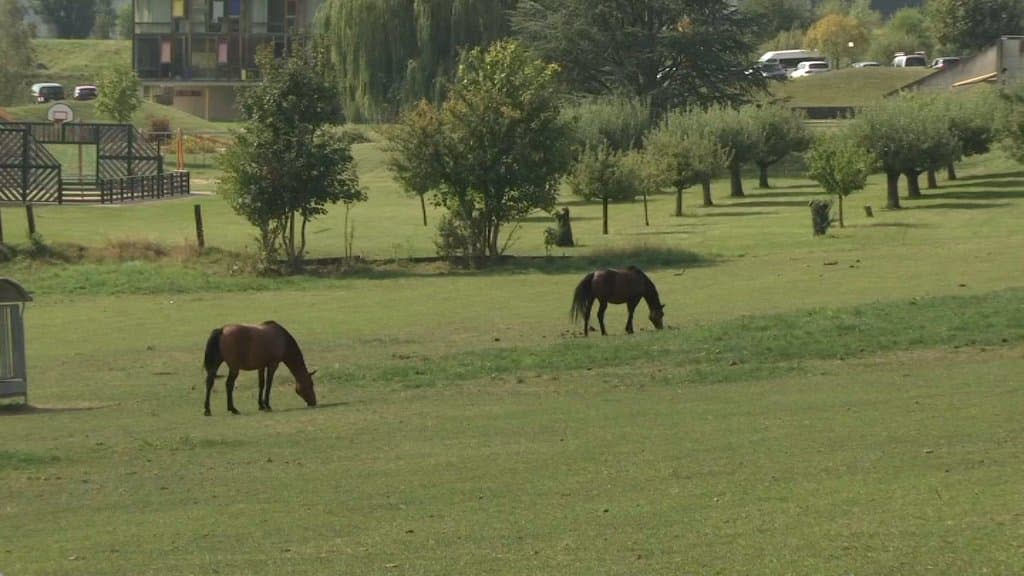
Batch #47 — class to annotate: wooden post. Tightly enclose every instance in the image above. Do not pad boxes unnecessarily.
[194,204,205,249]
[25,204,36,238]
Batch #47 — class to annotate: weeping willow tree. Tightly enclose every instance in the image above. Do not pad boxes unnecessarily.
[319,0,516,122]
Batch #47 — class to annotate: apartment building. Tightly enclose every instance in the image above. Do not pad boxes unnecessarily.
[133,0,323,120]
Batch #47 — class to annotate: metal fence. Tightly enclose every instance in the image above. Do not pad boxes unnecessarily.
[98,171,191,204]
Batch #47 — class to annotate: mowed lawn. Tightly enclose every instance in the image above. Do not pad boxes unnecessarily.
[2,136,1024,573]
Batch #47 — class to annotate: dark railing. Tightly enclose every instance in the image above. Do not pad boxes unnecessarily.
[99,172,190,204]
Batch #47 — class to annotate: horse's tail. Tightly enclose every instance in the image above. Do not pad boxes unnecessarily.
[570,272,595,324]
[203,328,223,373]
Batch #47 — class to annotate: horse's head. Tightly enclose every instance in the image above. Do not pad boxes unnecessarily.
[295,369,318,407]
[649,304,666,330]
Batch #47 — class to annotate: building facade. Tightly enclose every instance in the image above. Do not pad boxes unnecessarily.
[133,0,323,120]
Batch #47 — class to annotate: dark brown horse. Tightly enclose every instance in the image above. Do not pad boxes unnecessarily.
[203,321,317,416]
[570,267,665,336]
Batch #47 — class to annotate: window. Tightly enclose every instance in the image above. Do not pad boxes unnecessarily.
[172,0,186,18]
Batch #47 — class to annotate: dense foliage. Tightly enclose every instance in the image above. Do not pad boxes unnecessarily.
[386,41,572,264]
[510,0,765,112]
[220,46,365,269]
[0,0,35,106]
[319,0,515,121]
[33,0,96,38]
[927,0,1023,54]
[643,107,731,212]
[96,64,142,123]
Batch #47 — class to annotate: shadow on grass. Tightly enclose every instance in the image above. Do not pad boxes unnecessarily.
[696,210,777,218]
[744,189,822,198]
[722,199,812,208]
[304,245,716,279]
[910,201,1010,210]
[950,170,1024,181]
[855,222,927,228]
[276,400,350,413]
[0,402,115,417]
[923,187,1024,199]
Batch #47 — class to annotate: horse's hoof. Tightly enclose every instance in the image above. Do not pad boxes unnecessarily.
[265,406,273,412]
[230,409,240,415]
[204,410,211,416]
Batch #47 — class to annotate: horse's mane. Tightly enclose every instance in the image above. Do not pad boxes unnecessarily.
[261,320,304,359]
[628,266,662,306]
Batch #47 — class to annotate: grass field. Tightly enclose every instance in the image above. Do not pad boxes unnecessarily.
[1,132,1024,573]
[768,67,934,107]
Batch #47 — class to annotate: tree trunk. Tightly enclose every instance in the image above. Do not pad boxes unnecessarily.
[702,179,713,207]
[926,169,938,189]
[757,163,770,189]
[838,194,844,228]
[674,186,683,216]
[729,162,745,197]
[642,191,649,226]
[947,163,957,180]
[905,171,922,199]
[602,196,609,235]
[419,194,427,226]
[886,171,901,209]
[287,211,296,265]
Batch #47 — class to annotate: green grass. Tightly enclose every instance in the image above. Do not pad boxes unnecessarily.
[29,38,131,90]
[769,67,934,107]
[4,99,233,133]
[2,128,1024,573]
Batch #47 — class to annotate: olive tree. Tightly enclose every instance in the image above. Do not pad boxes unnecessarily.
[219,46,365,270]
[564,96,653,233]
[748,104,811,189]
[643,107,731,214]
[805,129,875,227]
[385,41,573,264]
[705,105,761,198]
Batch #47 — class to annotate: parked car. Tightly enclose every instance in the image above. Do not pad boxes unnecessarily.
[747,61,789,80]
[892,53,928,67]
[852,61,881,68]
[31,82,65,103]
[931,57,961,69]
[788,61,830,78]
[73,85,99,101]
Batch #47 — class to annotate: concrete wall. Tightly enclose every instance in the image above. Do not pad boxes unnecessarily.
[143,84,238,121]
[903,37,1024,92]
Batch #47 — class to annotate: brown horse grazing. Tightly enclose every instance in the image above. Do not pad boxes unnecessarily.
[570,267,665,336]
[203,321,317,416]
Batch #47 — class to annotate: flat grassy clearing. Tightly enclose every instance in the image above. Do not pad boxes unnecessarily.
[2,129,1024,572]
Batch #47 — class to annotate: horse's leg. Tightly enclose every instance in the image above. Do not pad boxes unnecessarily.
[583,299,594,336]
[625,298,640,334]
[204,370,216,416]
[264,363,278,411]
[597,300,609,335]
[257,368,266,411]
[225,368,240,415]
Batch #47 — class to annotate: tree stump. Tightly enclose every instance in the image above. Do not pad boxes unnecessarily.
[809,199,832,236]
[863,205,874,218]
[553,207,574,247]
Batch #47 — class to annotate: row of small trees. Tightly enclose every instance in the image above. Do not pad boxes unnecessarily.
[218,40,1015,270]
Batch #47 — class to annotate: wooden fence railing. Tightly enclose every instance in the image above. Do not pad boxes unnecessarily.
[98,171,190,204]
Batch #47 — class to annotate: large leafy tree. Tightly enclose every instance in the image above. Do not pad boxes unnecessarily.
[927,0,1022,53]
[92,0,115,39]
[867,8,933,63]
[386,40,572,264]
[804,13,869,67]
[0,0,34,106]
[219,46,365,270]
[705,105,761,198]
[740,0,814,42]
[33,0,96,38]
[318,0,515,121]
[96,64,142,123]
[748,104,811,188]
[511,0,765,112]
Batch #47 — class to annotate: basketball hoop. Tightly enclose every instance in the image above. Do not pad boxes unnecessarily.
[47,103,74,126]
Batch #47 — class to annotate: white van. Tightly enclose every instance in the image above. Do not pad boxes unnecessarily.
[891,52,928,67]
[758,49,826,71]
